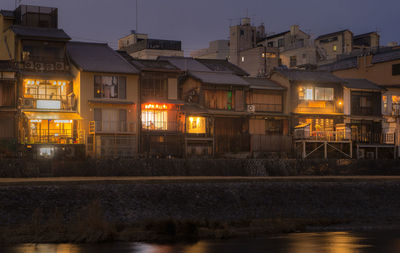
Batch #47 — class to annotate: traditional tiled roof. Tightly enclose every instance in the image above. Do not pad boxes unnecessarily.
[158,56,211,71]
[196,59,249,76]
[343,78,385,91]
[188,71,249,86]
[67,42,139,74]
[318,57,358,71]
[117,51,179,71]
[275,69,344,83]
[10,25,70,40]
[372,49,400,64]
[242,77,285,90]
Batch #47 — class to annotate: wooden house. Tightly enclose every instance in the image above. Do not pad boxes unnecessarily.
[0,5,85,159]
[118,52,185,157]
[270,69,350,158]
[67,42,140,159]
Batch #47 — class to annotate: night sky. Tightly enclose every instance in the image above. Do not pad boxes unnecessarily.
[1,0,400,55]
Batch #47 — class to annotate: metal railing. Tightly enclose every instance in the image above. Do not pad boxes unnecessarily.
[25,129,85,144]
[94,121,136,133]
[141,121,182,132]
[21,97,75,111]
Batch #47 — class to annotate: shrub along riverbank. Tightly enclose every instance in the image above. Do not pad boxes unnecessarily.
[0,177,400,243]
[0,158,399,177]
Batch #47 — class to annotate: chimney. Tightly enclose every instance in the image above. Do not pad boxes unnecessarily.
[290,25,299,36]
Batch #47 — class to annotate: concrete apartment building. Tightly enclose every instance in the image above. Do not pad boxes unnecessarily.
[118,31,184,60]
[190,40,230,60]
[228,18,279,77]
[258,25,317,68]
[315,30,380,64]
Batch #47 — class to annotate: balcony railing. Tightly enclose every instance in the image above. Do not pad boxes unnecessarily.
[93,121,136,134]
[295,129,395,145]
[25,129,85,144]
[21,97,75,111]
[295,130,351,141]
[141,121,183,132]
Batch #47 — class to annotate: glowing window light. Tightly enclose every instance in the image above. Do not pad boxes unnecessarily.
[30,119,42,123]
[144,104,169,110]
[54,120,73,123]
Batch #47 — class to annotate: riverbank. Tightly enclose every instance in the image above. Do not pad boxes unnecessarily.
[0,177,400,244]
[0,158,400,177]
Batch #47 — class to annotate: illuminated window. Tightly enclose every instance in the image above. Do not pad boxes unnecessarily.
[333,45,337,52]
[186,116,206,134]
[241,56,245,62]
[315,87,334,101]
[94,76,126,99]
[392,95,400,104]
[383,96,387,113]
[141,104,168,130]
[299,87,313,100]
[29,119,73,144]
[24,79,69,100]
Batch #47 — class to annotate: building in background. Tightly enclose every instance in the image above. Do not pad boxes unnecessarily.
[118,31,184,60]
[258,25,317,69]
[228,18,279,77]
[67,42,140,159]
[315,29,380,64]
[190,40,230,60]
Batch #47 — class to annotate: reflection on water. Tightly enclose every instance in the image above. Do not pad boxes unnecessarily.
[2,231,400,253]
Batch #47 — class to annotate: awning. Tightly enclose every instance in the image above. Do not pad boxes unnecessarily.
[24,112,82,120]
[20,71,74,81]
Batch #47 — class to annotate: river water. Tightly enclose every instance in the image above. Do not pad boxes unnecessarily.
[2,231,400,253]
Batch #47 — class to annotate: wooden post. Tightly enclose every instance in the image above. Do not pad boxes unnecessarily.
[324,141,327,159]
[356,144,359,159]
[375,146,378,160]
[302,141,306,159]
[350,141,353,159]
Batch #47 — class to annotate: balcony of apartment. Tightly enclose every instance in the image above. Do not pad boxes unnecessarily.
[14,5,58,28]
[20,57,69,73]
[21,79,75,111]
[141,121,183,133]
[24,129,85,145]
[124,39,182,54]
[296,100,343,114]
[89,121,136,135]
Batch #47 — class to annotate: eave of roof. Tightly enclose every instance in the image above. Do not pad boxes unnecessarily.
[315,29,352,40]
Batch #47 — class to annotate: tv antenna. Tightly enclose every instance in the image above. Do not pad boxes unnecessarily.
[136,0,139,32]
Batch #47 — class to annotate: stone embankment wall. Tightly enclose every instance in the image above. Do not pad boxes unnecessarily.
[0,158,399,177]
[1,179,400,227]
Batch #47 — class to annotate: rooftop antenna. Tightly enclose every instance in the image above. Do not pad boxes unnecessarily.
[136,0,138,32]
[15,0,22,8]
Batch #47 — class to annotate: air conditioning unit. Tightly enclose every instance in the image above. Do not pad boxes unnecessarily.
[55,62,65,71]
[366,152,375,160]
[247,104,255,113]
[23,98,34,109]
[357,149,365,159]
[24,61,34,70]
[34,62,45,71]
[45,63,54,71]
